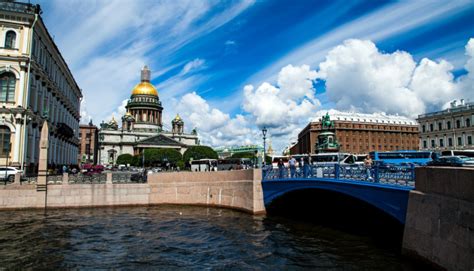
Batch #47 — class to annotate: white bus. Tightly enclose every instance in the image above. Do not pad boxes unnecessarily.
[190,159,217,172]
[310,153,359,165]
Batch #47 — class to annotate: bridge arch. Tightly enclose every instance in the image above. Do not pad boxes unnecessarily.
[262,179,412,224]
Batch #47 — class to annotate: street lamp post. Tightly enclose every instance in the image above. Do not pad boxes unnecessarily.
[262,127,267,167]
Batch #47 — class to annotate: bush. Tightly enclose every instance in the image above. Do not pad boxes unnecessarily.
[176,160,185,170]
[183,146,218,162]
[144,149,183,167]
[116,154,134,165]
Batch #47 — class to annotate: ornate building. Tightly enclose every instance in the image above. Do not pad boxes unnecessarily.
[0,2,81,173]
[291,112,419,154]
[98,66,198,165]
[417,99,473,151]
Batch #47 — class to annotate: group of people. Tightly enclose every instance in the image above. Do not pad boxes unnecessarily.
[274,154,375,181]
[277,154,312,178]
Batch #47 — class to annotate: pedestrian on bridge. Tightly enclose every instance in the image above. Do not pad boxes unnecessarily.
[277,159,285,178]
[289,156,297,178]
[364,155,373,181]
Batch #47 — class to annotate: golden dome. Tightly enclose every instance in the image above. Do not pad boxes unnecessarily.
[131,82,158,96]
[109,116,117,125]
[125,111,132,116]
[174,114,181,121]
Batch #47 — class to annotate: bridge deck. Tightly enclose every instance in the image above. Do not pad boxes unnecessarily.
[261,164,415,224]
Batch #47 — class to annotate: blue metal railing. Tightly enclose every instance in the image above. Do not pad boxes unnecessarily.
[262,163,415,187]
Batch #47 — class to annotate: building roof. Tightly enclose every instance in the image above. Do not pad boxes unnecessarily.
[417,100,474,120]
[136,134,185,147]
[312,110,417,125]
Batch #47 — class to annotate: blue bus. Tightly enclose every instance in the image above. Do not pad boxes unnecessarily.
[369,151,438,165]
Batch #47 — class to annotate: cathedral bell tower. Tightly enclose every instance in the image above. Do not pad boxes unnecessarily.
[172,114,184,135]
[124,66,163,132]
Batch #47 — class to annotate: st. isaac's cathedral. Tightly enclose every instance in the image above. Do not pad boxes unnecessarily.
[98,66,199,165]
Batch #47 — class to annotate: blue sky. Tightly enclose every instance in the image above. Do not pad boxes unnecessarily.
[32,0,474,151]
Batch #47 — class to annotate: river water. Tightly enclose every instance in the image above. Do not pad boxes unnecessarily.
[0,206,427,270]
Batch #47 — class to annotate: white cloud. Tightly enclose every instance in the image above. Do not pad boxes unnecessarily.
[456,38,474,100]
[79,99,92,124]
[181,58,206,75]
[243,64,319,127]
[167,92,257,147]
[317,39,468,118]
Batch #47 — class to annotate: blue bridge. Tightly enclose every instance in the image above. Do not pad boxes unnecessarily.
[262,164,415,224]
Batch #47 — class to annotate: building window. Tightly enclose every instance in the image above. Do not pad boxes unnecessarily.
[458,137,462,146]
[422,125,426,133]
[431,139,435,148]
[467,118,471,127]
[447,121,451,129]
[468,136,472,145]
[456,120,461,129]
[430,123,434,132]
[0,126,11,157]
[439,138,444,147]
[0,72,16,102]
[438,122,442,131]
[423,140,427,148]
[4,31,16,49]
[448,138,453,147]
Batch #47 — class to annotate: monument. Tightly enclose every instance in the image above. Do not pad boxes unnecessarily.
[315,113,340,153]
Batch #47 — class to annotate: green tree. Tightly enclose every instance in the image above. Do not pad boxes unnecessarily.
[131,155,141,166]
[116,154,134,165]
[143,149,183,166]
[183,146,218,162]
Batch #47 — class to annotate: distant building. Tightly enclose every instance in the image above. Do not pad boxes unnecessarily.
[79,122,98,164]
[214,145,263,159]
[0,2,81,173]
[417,99,473,151]
[291,112,419,154]
[98,66,199,165]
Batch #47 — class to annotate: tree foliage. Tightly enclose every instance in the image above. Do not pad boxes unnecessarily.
[143,148,183,166]
[116,154,134,165]
[183,146,218,162]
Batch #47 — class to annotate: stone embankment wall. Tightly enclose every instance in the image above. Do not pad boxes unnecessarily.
[0,169,265,214]
[403,167,474,271]
[148,169,265,214]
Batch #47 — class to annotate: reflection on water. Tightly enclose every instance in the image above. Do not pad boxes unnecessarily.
[0,206,426,270]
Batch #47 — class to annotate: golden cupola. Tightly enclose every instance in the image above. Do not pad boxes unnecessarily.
[131,66,158,96]
[125,66,163,130]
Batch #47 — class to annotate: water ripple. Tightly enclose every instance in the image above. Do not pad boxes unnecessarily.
[0,206,425,270]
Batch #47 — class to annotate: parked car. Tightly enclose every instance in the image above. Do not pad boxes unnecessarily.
[0,167,21,182]
[427,156,474,167]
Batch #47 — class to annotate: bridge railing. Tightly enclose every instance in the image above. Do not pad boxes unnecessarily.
[262,163,415,187]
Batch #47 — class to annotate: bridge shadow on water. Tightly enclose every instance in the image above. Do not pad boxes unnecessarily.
[265,188,405,250]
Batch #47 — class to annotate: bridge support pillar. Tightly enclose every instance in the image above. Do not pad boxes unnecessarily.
[252,169,266,215]
[402,167,474,270]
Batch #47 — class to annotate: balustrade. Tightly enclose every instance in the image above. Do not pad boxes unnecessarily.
[263,163,415,187]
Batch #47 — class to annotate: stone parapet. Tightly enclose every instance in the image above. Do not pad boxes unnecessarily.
[415,166,474,202]
[0,169,266,214]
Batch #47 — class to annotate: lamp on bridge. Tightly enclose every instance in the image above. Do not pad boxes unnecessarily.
[262,127,267,167]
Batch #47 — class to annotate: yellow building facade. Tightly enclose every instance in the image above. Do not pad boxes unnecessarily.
[0,2,81,173]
